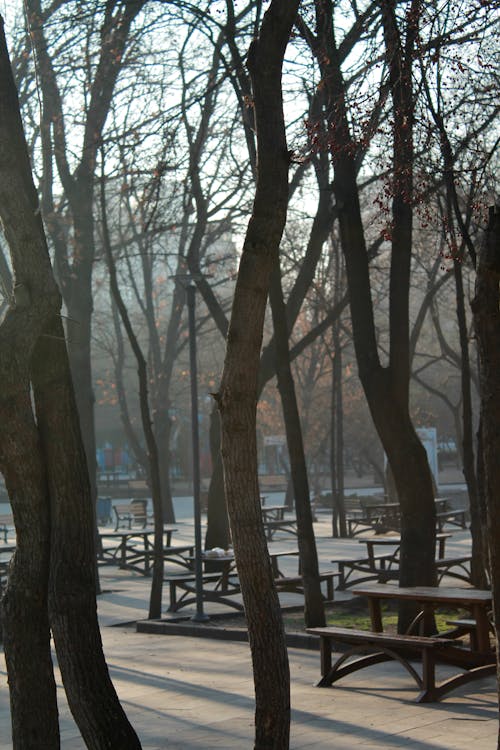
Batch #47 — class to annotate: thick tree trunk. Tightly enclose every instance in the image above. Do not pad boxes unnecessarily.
[471,206,500,727]
[0,392,59,749]
[216,3,299,746]
[270,265,326,628]
[33,318,142,748]
[0,22,141,747]
[0,19,63,743]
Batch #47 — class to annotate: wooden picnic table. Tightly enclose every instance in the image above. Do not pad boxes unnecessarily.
[261,504,286,521]
[360,532,451,568]
[334,533,460,590]
[260,505,298,541]
[98,525,186,575]
[358,533,472,585]
[194,548,299,584]
[167,549,337,612]
[308,584,495,702]
[352,583,494,653]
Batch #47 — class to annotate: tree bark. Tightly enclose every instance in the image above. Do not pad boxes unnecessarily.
[216,2,299,746]
[471,206,500,724]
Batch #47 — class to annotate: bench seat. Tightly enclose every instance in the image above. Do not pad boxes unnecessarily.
[306,625,477,702]
[332,554,398,589]
[436,509,468,531]
[274,571,339,602]
[263,517,298,541]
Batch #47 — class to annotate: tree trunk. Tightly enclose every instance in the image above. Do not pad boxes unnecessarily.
[454,261,488,587]
[154,412,175,523]
[25,0,147,572]
[471,206,500,717]
[270,265,326,628]
[100,173,164,620]
[205,410,231,552]
[0,393,59,749]
[311,0,436,632]
[331,313,346,537]
[216,3,299,746]
[0,22,141,747]
[34,318,141,748]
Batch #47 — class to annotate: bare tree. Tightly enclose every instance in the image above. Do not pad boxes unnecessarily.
[0,16,141,748]
[471,206,500,731]
[24,0,146,505]
[216,1,299,746]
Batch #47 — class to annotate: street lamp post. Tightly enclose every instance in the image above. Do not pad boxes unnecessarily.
[185,282,209,622]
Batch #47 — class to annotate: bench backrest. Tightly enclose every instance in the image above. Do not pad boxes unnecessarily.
[130,499,147,522]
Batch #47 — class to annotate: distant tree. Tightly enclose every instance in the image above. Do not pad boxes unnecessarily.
[300,0,438,631]
[99,162,165,619]
[24,0,146,505]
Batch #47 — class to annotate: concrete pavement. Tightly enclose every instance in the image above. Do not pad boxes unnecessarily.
[0,505,498,749]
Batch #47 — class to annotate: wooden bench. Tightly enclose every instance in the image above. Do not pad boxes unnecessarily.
[306,626,460,702]
[165,571,243,612]
[162,545,195,571]
[347,501,400,536]
[332,554,398,589]
[274,571,339,602]
[259,476,288,493]
[113,499,148,530]
[436,508,468,532]
[444,614,494,650]
[0,514,14,543]
[263,517,298,541]
[435,556,472,584]
[330,552,471,590]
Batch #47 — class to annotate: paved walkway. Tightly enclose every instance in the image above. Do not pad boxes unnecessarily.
[1,505,498,748]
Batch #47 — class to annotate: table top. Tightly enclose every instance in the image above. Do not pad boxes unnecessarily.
[99,525,177,539]
[359,532,451,546]
[261,505,287,512]
[197,548,299,563]
[365,502,400,509]
[351,584,492,605]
